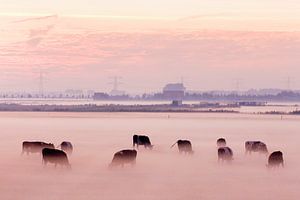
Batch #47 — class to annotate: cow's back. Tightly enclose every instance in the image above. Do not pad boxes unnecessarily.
[42,148,69,167]
[22,141,45,154]
[177,140,193,153]
[111,149,137,167]
[268,151,283,167]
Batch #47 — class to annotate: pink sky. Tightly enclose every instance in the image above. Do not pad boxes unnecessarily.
[0,0,300,93]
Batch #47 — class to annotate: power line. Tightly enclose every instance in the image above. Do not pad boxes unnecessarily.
[108,76,123,91]
[39,69,44,97]
[233,78,243,92]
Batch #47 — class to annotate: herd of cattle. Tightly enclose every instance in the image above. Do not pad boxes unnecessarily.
[22,134,284,169]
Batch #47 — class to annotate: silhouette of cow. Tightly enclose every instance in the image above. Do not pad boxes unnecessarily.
[171,140,194,154]
[217,138,226,147]
[42,148,70,168]
[267,151,284,168]
[22,141,54,155]
[245,141,268,154]
[133,135,153,149]
[218,147,233,162]
[59,141,73,155]
[109,149,137,168]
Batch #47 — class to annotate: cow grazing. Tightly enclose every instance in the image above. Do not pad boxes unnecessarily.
[133,135,153,149]
[218,147,233,162]
[171,140,194,155]
[245,141,268,154]
[267,151,284,168]
[59,141,73,155]
[22,141,54,155]
[217,138,226,147]
[109,149,137,168]
[42,148,70,168]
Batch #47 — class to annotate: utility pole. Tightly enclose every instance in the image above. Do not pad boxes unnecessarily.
[39,69,44,97]
[109,76,123,92]
[287,76,292,91]
[180,76,184,84]
[233,78,243,93]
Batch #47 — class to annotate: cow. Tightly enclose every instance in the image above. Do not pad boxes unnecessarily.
[59,141,73,155]
[133,135,153,149]
[109,149,137,168]
[217,138,226,147]
[218,147,233,162]
[171,140,194,155]
[245,141,268,154]
[42,148,71,168]
[22,141,54,155]
[267,151,284,168]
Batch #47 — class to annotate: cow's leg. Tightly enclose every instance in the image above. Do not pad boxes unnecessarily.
[131,160,136,167]
[43,160,47,168]
[21,148,25,156]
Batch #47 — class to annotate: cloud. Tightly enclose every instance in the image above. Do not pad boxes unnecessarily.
[26,37,43,47]
[29,24,54,38]
[177,13,231,22]
[1,25,300,91]
[12,15,58,23]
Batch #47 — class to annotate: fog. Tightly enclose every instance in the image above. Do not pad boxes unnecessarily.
[0,112,299,200]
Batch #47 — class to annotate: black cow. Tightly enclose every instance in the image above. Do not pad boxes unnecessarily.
[59,141,73,155]
[218,147,233,162]
[133,135,153,149]
[267,151,284,168]
[22,141,54,155]
[245,141,268,154]
[109,149,137,168]
[217,138,226,147]
[42,148,71,168]
[171,140,194,154]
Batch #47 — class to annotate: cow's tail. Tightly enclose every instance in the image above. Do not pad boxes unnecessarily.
[67,163,72,170]
[21,142,26,155]
[65,157,72,169]
[170,141,178,148]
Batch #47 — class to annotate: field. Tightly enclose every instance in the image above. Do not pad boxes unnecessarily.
[0,112,299,200]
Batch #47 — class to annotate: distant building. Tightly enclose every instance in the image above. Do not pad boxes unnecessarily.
[93,92,109,100]
[237,101,267,106]
[110,89,125,96]
[65,89,83,95]
[163,83,186,100]
[171,100,183,106]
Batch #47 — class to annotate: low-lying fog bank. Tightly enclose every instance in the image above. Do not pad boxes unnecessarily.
[0,112,299,200]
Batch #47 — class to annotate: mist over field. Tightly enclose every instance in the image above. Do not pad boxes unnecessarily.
[0,112,299,200]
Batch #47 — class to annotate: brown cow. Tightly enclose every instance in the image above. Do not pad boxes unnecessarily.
[267,151,284,168]
[171,140,194,155]
[42,148,71,168]
[109,149,137,168]
[22,141,54,155]
[218,147,233,162]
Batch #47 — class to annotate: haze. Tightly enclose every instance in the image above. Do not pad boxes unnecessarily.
[0,0,300,93]
[1,112,299,199]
